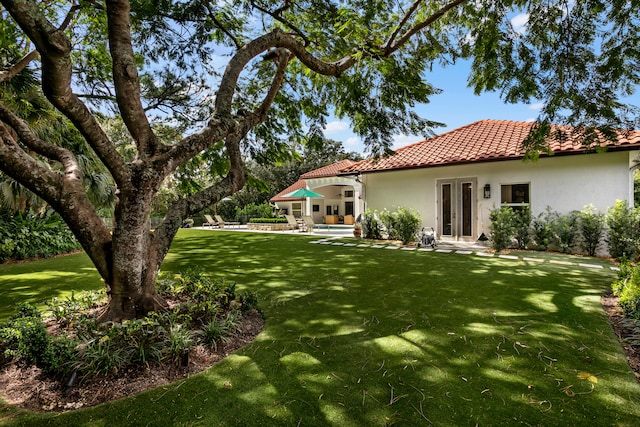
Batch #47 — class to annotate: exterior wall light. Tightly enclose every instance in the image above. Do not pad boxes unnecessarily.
[483,184,491,199]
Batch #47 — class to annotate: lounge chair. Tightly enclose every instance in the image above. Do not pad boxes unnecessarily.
[284,214,299,231]
[214,214,240,228]
[301,216,315,232]
[203,214,219,228]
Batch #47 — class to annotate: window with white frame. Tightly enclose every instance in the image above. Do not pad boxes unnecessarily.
[501,183,530,211]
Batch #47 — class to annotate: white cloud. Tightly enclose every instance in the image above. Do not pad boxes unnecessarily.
[529,102,544,111]
[324,121,349,134]
[525,117,536,123]
[511,13,529,34]
[344,136,361,147]
[392,134,422,150]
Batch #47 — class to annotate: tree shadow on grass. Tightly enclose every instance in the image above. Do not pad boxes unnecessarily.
[0,253,101,322]
[2,230,640,426]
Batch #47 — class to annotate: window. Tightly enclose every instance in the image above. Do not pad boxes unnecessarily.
[344,190,354,198]
[292,202,302,217]
[312,204,320,212]
[501,184,530,211]
[345,201,354,216]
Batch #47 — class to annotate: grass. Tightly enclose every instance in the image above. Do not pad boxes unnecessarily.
[1,229,640,426]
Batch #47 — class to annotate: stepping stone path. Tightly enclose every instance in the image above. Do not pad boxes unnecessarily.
[309,237,615,271]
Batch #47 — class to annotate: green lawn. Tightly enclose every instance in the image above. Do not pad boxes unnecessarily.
[1,229,639,426]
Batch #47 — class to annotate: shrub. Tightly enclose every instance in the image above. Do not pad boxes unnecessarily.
[40,335,79,376]
[607,200,640,260]
[238,290,259,311]
[376,207,421,244]
[362,209,383,240]
[74,339,132,377]
[392,207,421,244]
[45,290,105,326]
[531,208,555,251]
[553,211,580,254]
[614,263,640,319]
[379,209,398,240]
[248,217,287,223]
[489,205,516,252]
[0,307,49,365]
[0,208,81,262]
[200,318,232,350]
[513,206,532,249]
[235,203,274,223]
[165,324,196,366]
[579,205,605,257]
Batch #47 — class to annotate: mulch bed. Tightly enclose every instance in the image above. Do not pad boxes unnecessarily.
[0,310,263,412]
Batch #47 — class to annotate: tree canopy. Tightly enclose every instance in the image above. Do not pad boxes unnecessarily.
[0,0,638,320]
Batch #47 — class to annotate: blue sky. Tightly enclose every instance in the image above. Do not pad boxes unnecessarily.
[323,59,640,156]
[324,60,545,155]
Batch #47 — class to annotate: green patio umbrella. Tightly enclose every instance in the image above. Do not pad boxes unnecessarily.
[283,188,324,216]
[283,188,324,199]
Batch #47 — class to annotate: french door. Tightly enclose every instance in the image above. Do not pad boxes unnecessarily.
[437,178,477,241]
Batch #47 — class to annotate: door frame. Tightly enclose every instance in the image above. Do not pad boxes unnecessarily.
[436,178,478,242]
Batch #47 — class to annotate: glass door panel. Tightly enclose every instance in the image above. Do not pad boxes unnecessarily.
[441,183,452,236]
[462,182,472,237]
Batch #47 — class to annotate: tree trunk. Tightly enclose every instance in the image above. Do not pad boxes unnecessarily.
[99,274,165,322]
[97,189,167,322]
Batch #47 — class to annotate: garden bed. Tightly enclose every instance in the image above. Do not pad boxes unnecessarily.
[247,223,295,231]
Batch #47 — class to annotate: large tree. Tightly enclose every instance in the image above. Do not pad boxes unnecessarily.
[0,0,638,320]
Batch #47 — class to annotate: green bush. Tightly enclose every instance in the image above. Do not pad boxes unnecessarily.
[579,205,605,257]
[531,208,555,251]
[613,263,640,319]
[391,207,422,245]
[248,217,287,223]
[0,304,49,366]
[40,335,79,376]
[0,208,81,262]
[238,290,259,311]
[553,211,580,254]
[379,209,398,240]
[235,203,274,223]
[362,209,383,240]
[513,206,532,249]
[489,205,516,252]
[373,207,421,244]
[607,200,640,260]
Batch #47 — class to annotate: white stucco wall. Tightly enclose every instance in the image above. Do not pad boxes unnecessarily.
[361,150,639,240]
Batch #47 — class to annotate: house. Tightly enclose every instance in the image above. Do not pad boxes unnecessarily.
[340,120,640,242]
[270,159,363,225]
[274,120,640,242]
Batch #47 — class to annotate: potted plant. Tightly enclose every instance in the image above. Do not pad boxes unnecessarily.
[353,222,362,238]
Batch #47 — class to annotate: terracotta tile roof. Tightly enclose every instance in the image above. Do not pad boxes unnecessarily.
[270,160,359,202]
[300,159,357,178]
[341,120,640,174]
[270,179,307,202]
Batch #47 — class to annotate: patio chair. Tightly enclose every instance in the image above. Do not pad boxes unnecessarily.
[203,214,219,228]
[284,214,299,231]
[215,214,240,228]
[301,216,315,232]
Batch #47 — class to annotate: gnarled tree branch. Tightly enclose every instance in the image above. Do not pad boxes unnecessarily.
[1,0,129,185]
[105,0,159,159]
[384,0,469,55]
[0,49,39,83]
